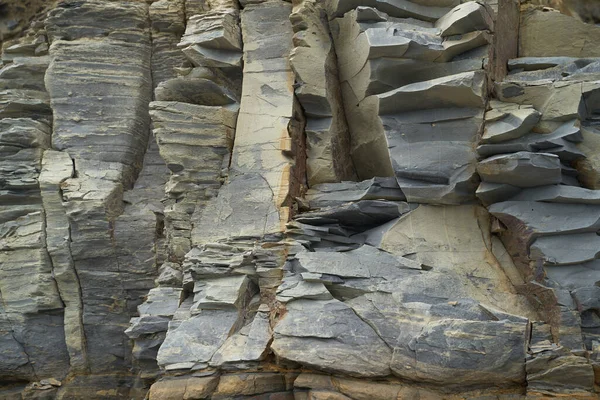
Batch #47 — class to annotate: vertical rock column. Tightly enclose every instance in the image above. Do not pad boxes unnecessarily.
[116,0,185,391]
[0,15,70,386]
[329,0,493,203]
[133,0,245,387]
[289,0,357,185]
[149,2,304,396]
[44,0,153,386]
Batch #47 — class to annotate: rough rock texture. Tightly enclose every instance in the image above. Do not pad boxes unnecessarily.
[1,0,600,399]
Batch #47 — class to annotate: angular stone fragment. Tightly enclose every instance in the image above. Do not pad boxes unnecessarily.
[477,120,584,159]
[489,201,600,237]
[155,77,238,106]
[290,0,356,185]
[507,185,600,204]
[276,275,333,303]
[530,233,600,265]
[475,181,520,205]
[482,101,540,143]
[477,152,562,188]
[210,308,271,367]
[306,178,405,208]
[148,376,219,400]
[193,275,255,310]
[271,299,392,377]
[179,10,243,68]
[435,1,494,37]
[379,71,486,113]
[295,200,413,229]
[326,0,452,21]
[157,310,240,370]
[527,349,595,394]
[392,319,528,385]
[138,288,183,317]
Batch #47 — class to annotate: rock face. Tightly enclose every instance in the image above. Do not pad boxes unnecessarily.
[1,0,600,399]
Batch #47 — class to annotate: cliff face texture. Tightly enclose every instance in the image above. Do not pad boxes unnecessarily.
[0,0,599,398]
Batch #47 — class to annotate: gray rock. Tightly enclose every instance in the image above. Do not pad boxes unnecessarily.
[295,200,414,229]
[489,201,600,237]
[435,1,494,37]
[475,181,521,205]
[481,101,541,143]
[192,275,255,310]
[546,260,600,291]
[306,178,405,209]
[530,233,600,265]
[527,349,595,393]
[507,185,600,204]
[179,10,243,68]
[392,318,528,386]
[271,299,392,377]
[138,288,183,317]
[157,310,240,370]
[477,152,562,188]
[327,0,452,21]
[477,120,584,160]
[379,71,486,114]
[276,274,333,303]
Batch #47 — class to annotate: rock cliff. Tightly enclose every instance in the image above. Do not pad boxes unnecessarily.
[0,0,599,398]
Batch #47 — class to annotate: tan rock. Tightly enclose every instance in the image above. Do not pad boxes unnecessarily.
[519,8,600,57]
[332,377,401,400]
[212,373,286,398]
[148,377,219,400]
[293,374,335,391]
[307,391,352,400]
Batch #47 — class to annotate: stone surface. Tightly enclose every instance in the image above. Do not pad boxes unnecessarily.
[2,0,600,398]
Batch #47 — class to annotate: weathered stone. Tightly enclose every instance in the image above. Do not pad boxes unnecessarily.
[305,178,405,208]
[290,0,356,185]
[272,299,392,377]
[157,310,240,370]
[489,201,600,237]
[193,275,255,310]
[482,101,541,143]
[148,376,219,400]
[520,9,600,58]
[527,349,595,394]
[391,319,528,385]
[530,233,600,265]
[326,0,452,21]
[212,373,286,398]
[435,1,494,37]
[210,309,271,367]
[477,152,562,188]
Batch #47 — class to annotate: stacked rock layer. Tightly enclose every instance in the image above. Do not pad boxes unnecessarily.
[0,0,599,399]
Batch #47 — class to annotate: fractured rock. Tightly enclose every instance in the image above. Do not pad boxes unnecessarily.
[477,152,562,188]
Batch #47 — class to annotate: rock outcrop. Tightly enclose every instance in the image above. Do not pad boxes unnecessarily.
[1,0,600,399]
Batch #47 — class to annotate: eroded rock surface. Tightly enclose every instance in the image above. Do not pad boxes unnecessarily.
[1,0,600,399]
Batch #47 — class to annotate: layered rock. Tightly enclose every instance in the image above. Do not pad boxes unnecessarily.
[330,1,492,203]
[2,0,600,398]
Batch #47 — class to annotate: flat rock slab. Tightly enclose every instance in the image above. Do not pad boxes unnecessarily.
[271,299,392,377]
[157,310,239,370]
[306,177,405,209]
[477,152,562,188]
[392,319,528,386]
[530,233,600,266]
